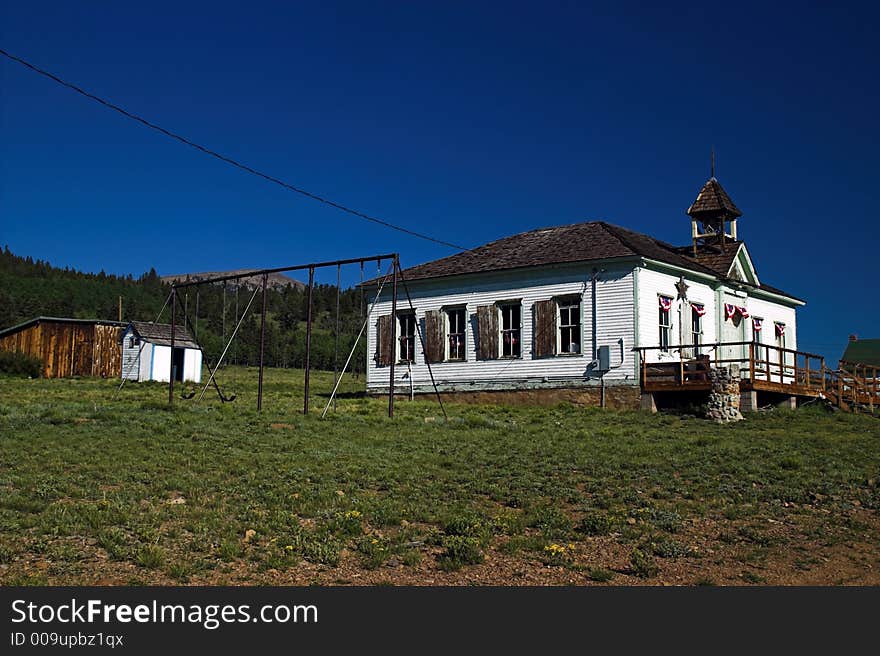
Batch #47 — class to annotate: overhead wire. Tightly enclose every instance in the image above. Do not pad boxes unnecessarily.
[0,48,469,251]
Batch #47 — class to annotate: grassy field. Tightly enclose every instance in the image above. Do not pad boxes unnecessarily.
[1,366,878,586]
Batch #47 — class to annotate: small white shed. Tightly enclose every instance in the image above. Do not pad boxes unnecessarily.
[120,321,203,383]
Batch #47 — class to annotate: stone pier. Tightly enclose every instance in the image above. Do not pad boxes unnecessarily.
[706,365,744,423]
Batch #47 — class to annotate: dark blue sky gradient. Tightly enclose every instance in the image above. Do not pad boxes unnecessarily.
[1,2,877,360]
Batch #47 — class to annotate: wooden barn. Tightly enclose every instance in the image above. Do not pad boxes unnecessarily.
[0,316,126,378]
[120,321,203,383]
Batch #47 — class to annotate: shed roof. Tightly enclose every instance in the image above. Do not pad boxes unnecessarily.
[128,321,200,349]
[841,339,880,367]
[0,316,126,339]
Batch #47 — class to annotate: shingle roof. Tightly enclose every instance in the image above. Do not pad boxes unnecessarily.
[375,220,803,302]
[129,321,200,349]
[841,339,880,367]
[675,243,741,277]
[687,177,742,218]
[394,221,719,283]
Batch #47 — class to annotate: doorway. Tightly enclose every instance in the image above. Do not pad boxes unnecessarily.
[171,347,185,382]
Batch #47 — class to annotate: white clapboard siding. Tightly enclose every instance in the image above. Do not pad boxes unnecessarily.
[637,263,800,366]
[366,263,636,392]
[119,326,202,383]
[636,266,718,363]
[120,327,143,381]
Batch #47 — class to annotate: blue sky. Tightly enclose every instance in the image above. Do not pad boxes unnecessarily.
[1,1,877,360]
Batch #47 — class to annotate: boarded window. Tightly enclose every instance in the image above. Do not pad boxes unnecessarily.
[476,305,498,360]
[423,310,445,364]
[376,315,393,366]
[532,299,557,358]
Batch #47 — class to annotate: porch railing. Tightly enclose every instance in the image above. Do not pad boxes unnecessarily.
[633,341,826,393]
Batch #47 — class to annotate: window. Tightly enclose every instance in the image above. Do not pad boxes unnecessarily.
[129,336,139,349]
[397,312,416,363]
[774,322,786,350]
[752,317,764,344]
[499,303,521,358]
[659,296,673,351]
[558,299,581,354]
[691,303,704,355]
[446,307,466,361]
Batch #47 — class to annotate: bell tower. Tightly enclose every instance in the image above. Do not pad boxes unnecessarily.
[687,160,741,255]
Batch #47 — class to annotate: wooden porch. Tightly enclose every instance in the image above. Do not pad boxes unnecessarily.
[635,341,827,396]
[633,343,879,413]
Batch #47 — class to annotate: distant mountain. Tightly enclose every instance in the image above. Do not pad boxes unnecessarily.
[161,269,305,290]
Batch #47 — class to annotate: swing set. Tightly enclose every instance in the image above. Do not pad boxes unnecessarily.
[161,252,445,418]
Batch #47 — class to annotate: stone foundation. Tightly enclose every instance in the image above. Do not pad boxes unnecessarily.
[403,385,642,409]
[706,366,744,423]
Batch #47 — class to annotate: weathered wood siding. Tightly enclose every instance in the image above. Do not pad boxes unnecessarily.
[366,263,637,393]
[92,324,123,378]
[0,320,123,378]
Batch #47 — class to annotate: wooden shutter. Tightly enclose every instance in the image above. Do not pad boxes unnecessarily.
[532,299,557,358]
[376,315,393,366]
[424,310,445,363]
[476,305,498,360]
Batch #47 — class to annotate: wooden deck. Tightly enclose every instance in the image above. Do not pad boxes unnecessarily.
[634,343,879,412]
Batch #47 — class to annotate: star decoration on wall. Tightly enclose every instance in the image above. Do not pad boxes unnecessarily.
[675,276,689,300]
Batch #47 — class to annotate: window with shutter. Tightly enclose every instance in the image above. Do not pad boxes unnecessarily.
[557,298,581,354]
[499,303,522,358]
[476,305,499,360]
[397,312,417,363]
[445,307,466,361]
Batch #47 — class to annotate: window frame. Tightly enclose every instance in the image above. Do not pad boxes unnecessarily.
[396,311,417,364]
[498,301,522,359]
[444,306,467,362]
[691,303,704,355]
[658,296,673,352]
[752,316,764,344]
[774,322,786,350]
[556,296,582,355]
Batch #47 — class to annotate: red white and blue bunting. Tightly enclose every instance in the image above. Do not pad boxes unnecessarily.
[775,322,786,336]
[658,296,673,311]
[691,302,706,317]
[724,303,750,320]
[753,317,763,332]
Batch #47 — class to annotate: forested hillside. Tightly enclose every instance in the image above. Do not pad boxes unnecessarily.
[0,247,369,373]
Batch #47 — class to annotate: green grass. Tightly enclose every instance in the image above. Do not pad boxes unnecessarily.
[0,366,878,585]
